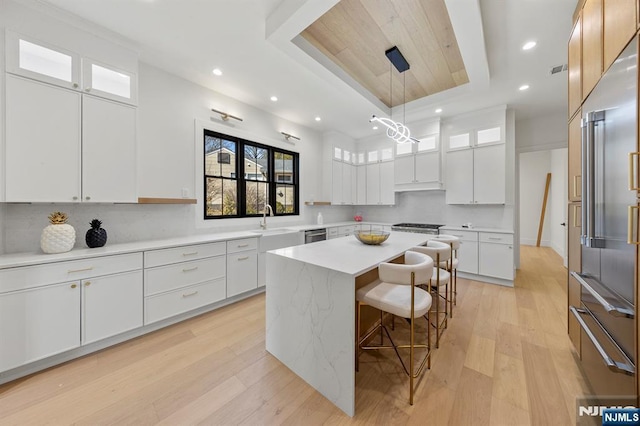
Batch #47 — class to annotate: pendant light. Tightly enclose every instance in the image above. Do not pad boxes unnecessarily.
[370,46,418,144]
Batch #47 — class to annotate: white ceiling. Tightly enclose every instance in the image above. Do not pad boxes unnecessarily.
[38,0,577,140]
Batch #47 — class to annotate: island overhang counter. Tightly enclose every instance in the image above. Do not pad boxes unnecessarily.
[265,231,432,416]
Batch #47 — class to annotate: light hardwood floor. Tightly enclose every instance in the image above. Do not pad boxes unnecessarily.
[0,245,590,425]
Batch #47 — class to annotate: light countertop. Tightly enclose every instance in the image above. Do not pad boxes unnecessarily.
[268,231,432,276]
[440,225,513,234]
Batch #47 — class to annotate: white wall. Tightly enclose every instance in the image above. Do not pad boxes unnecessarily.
[518,148,567,259]
[519,151,552,246]
[516,110,567,152]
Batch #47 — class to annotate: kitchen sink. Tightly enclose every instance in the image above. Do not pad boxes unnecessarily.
[249,228,297,236]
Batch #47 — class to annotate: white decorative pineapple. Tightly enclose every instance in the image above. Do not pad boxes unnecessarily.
[40,212,76,254]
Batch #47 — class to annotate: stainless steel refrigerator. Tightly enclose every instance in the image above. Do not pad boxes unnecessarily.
[570,36,637,407]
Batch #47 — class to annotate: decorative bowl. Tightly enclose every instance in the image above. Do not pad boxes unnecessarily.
[354,230,390,245]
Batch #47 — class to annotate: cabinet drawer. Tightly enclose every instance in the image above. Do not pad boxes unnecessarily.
[338,225,355,235]
[226,238,258,254]
[439,230,478,242]
[144,278,226,325]
[479,232,513,244]
[327,228,339,237]
[144,242,225,268]
[0,253,142,294]
[144,256,225,296]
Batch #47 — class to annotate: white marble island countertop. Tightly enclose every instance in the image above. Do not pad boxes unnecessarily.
[269,231,431,276]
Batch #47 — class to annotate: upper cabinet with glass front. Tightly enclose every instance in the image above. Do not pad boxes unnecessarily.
[394,133,442,191]
[6,32,137,105]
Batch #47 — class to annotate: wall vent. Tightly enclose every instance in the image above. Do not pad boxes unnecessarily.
[549,64,568,75]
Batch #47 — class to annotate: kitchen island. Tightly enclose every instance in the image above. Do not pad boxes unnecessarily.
[265,232,431,416]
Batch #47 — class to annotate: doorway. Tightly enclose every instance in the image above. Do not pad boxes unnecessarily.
[518,148,568,266]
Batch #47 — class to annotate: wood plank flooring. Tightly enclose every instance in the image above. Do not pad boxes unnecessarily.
[0,245,590,425]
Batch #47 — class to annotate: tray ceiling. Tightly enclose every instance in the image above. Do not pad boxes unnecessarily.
[300,0,468,108]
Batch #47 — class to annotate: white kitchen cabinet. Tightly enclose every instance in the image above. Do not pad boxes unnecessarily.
[0,281,80,373]
[144,243,227,324]
[226,239,258,297]
[445,144,505,205]
[5,75,81,202]
[394,131,441,191]
[5,74,137,203]
[473,144,506,204]
[445,149,474,205]
[479,232,514,280]
[440,230,479,274]
[0,252,142,373]
[366,160,394,205]
[356,165,367,204]
[6,32,137,106]
[331,159,356,205]
[82,270,143,345]
[82,96,137,202]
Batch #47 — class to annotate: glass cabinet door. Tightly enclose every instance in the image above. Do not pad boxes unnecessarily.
[6,32,80,89]
[82,59,137,105]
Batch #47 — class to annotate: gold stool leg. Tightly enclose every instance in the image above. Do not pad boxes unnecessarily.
[356,300,361,372]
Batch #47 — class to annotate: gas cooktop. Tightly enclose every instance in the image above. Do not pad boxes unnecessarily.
[391,223,443,234]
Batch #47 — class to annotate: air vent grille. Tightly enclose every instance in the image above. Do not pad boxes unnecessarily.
[549,64,568,75]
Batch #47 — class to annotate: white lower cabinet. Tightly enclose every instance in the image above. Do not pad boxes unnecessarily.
[439,228,514,281]
[227,250,258,298]
[479,233,514,280]
[0,252,142,373]
[0,281,80,373]
[144,243,227,324]
[82,270,143,345]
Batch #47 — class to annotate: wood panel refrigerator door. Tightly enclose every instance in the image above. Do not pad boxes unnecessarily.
[568,202,582,354]
[445,149,473,204]
[82,271,143,345]
[568,15,582,118]
[582,0,603,99]
[568,112,582,201]
[0,281,80,373]
[5,75,81,202]
[603,0,637,70]
[474,144,506,204]
[82,96,137,202]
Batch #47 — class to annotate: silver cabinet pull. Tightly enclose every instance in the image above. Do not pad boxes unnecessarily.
[570,306,634,376]
[571,272,634,318]
[182,252,198,256]
[581,111,606,248]
[85,196,91,201]
[182,266,198,272]
[182,291,198,298]
[237,256,249,261]
[237,244,249,248]
[68,267,93,274]
[488,237,502,240]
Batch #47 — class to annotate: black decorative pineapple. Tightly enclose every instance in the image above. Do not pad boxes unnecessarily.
[85,219,107,248]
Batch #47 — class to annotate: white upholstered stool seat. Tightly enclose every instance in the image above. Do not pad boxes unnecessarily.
[355,250,434,405]
[357,281,432,319]
[431,268,450,285]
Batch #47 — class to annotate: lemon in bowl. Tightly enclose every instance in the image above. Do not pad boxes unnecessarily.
[354,230,390,245]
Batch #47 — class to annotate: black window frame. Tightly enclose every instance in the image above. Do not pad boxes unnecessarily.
[204,129,299,220]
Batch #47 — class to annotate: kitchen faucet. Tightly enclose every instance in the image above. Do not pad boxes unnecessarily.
[260,204,273,229]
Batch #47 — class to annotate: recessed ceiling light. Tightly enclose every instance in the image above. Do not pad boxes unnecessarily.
[315,116,321,122]
[212,68,222,76]
[522,41,537,51]
[519,84,530,91]
[373,126,379,130]
[270,96,278,102]
[435,108,443,113]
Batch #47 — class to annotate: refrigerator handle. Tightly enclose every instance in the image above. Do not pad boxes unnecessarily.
[581,111,605,248]
[571,271,635,318]
[570,306,635,376]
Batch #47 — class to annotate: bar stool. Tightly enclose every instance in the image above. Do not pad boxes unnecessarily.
[355,250,434,405]
[409,241,451,348]
[433,234,461,317]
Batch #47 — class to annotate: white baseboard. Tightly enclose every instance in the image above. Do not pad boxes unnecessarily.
[520,238,551,247]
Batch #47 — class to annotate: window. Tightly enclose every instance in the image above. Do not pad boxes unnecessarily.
[204,130,299,219]
[476,127,501,145]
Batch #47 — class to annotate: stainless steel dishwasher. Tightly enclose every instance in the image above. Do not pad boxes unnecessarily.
[304,228,327,244]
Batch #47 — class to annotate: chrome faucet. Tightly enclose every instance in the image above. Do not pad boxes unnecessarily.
[260,204,273,229]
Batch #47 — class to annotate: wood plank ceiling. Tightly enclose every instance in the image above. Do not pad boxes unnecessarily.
[300,0,468,108]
